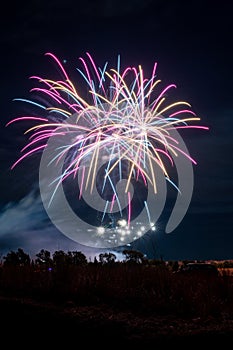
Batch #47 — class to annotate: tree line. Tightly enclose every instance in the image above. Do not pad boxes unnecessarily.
[1,247,233,270]
[1,247,152,268]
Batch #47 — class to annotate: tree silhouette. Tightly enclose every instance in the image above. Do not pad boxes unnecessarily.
[122,249,146,264]
[35,249,53,270]
[98,252,117,264]
[67,251,88,266]
[51,250,88,266]
[3,248,30,266]
[52,250,69,268]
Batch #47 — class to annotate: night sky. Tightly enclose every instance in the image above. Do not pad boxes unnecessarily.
[0,0,232,261]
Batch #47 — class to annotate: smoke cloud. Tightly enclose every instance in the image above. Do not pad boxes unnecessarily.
[0,187,117,260]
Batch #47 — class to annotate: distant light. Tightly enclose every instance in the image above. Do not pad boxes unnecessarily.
[150,222,156,231]
[118,219,127,227]
[97,226,105,235]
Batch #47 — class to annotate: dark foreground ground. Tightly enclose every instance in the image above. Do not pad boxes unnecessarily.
[1,296,233,346]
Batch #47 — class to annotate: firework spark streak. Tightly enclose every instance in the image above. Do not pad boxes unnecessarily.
[7,52,209,248]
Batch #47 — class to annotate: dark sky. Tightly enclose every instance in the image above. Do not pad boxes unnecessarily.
[0,0,232,261]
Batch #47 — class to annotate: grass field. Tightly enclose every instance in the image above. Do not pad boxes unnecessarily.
[1,253,233,344]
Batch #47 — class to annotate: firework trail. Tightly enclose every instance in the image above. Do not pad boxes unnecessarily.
[6,52,209,247]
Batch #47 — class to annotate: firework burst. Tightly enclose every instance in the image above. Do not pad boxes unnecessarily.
[7,52,209,247]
